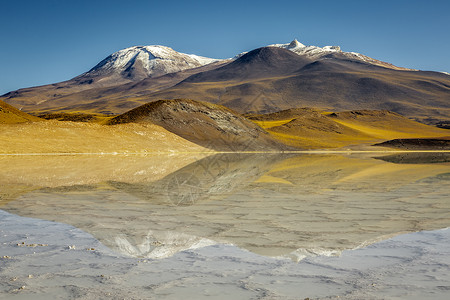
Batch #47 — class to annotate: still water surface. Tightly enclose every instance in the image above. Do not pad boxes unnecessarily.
[0,153,449,299]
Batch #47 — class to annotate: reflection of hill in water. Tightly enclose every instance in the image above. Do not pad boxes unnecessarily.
[109,153,287,205]
[374,152,450,164]
[0,153,209,206]
[1,153,449,261]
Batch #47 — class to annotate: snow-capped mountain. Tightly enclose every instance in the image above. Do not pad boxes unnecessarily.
[269,39,411,70]
[4,38,444,119]
[83,45,221,81]
[73,40,410,86]
[269,39,340,58]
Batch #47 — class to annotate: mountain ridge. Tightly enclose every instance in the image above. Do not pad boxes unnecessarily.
[1,39,415,101]
[1,40,449,126]
[268,39,412,71]
[82,45,220,82]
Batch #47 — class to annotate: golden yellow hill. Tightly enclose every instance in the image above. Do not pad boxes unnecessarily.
[1,98,448,153]
[0,120,209,154]
[250,109,449,149]
[0,99,42,124]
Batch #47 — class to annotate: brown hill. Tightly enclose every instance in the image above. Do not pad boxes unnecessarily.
[0,100,42,124]
[107,99,289,151]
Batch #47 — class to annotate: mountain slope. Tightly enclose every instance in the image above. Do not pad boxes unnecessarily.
[7,60,229,115]
[107,99,289,151]
[182,47,312,82]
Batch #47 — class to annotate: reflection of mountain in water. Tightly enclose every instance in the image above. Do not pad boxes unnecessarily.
[1,153,449,261]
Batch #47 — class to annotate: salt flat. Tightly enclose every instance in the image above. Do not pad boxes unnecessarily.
[1,210,449,299]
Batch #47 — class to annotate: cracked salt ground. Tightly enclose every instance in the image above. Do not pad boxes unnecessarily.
[0,211,449,299]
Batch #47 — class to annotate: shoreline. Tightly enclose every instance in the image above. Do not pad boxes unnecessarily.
[1,149,450,156]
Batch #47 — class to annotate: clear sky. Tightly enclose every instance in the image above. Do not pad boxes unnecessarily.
[1,0,449,95]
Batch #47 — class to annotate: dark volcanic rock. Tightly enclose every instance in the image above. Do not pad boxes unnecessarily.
[374,137,450,150]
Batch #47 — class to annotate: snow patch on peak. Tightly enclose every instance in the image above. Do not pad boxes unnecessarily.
[288,39,305,49]
[187,53,219,65]
[87,45,220,80]
[323,45,341,51]
[268,39,305,50]
[268,39,411,70]
[267,39,341,59]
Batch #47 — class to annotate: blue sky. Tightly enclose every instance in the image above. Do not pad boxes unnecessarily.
[1,0,449,95]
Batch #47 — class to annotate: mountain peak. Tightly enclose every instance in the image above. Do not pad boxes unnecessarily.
[288,39,305,48]
[184,47,313,83]
[268,39,341,58]
[268,40,408,70]
[84,45,219,81]
[238,46,306,64]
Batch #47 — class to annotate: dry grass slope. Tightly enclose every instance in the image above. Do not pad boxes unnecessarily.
[1,98,448,153]
[0,100,42,124]
[0,120,208,154]
[249,108,449,149]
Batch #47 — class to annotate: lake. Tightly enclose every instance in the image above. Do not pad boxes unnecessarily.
[1,152,449,299]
